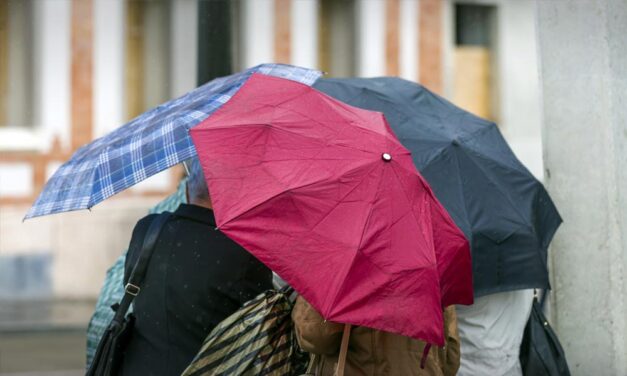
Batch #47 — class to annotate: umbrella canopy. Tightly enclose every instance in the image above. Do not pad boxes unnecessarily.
[25,64,321,219]
[314,77,562,297]
[190,73,473,345]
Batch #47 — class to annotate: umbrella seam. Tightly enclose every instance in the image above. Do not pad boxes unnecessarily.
[295,162,382,234]
[414,143,451,171]
[323,162,385,316]
[389,163,439,269]
[451,145,474,238]
[274,90,405,148]
[217,161,383,319]
[219,162,383,317]
[458,148,533,187]
[217,161,380,229]
[239,74,388,144]
[338,82,488,143]
[457,145,531,232]
[193,122,391,157]
[456,119,529,174]
[325,84,420,145]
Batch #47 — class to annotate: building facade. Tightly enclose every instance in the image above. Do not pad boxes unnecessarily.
[0,0,543,299]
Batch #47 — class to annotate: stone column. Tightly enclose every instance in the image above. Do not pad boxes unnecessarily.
[419,0,443,94]
[70,0,93,151]
[536,1,627,374]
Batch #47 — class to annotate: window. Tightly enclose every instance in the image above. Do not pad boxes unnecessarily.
[453,3,497,121]
[0,0,34,128]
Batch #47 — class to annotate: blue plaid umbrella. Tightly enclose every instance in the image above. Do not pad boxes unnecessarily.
[25,64,321,219]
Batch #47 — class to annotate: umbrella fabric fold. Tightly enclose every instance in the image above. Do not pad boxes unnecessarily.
[25,64,321,219]
[314,77,562,296]
[191,73,473,345]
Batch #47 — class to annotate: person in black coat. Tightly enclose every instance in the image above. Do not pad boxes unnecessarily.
[120,158,273,376]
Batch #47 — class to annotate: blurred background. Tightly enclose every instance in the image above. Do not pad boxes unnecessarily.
[1,0,625,375]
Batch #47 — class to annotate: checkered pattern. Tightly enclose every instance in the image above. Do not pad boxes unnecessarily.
[85,179,188,367]
[26,64,321,219]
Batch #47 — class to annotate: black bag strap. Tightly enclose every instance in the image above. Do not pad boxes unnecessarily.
[111,212,171,326]
[539,289,548,308]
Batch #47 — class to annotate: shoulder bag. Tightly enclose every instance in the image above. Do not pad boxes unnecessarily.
[519,290,571,376]
[86,213,171,376]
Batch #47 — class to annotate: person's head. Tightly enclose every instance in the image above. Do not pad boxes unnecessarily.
[183,158,212,208]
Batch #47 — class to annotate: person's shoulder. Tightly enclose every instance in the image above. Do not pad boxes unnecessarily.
[125,213,166,279]
[133,213,160,234]
[130,212,173,247]
[137,212,160,227]
[137,210,177,227]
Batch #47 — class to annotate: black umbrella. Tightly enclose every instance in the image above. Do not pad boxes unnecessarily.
[314,77,562,297]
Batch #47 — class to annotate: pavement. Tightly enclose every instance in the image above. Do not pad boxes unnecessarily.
[0,300,95,375]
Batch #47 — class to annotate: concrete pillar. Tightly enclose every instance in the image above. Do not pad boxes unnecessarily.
[70,0,93,151]
[240,0,274,69]
[399,0,418,82]
[94,0,124,138]
[418,0,443,94]
[496,0,543,180]
[170,0,197,97]
[32,0,71,150]
[356,0,385,77]
[290,0,318,69]
[536,1,627,374]
[273,0,291,64]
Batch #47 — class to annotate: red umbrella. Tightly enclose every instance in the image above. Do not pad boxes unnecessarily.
[190,73,472,345]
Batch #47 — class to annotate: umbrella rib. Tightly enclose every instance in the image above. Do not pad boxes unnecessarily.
[409,144,450,172]
[200,122,383,157]
[412,147,476,239]
[323,163,385,315]
[457,146,530,229]
[216,163,384,313]
[218,161,379,229]
[355,86,428,126]
[388,165,444,308]
[303,160,381,240]
[346,83,488,142]
[451,147,473,236]
[262,99,387,158]
[264,98,404,149]
[455,118,494,143]
[218,179,329,228]
[389,164,438,259]
[458,130,530,174]
[216,82,339,140]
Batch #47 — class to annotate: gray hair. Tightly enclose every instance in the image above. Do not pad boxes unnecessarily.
[183,158,209,201]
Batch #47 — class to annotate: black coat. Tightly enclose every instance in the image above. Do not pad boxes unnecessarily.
[121,204,273,376]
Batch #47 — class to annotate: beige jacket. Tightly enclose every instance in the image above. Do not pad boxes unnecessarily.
[292,297,460,376]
